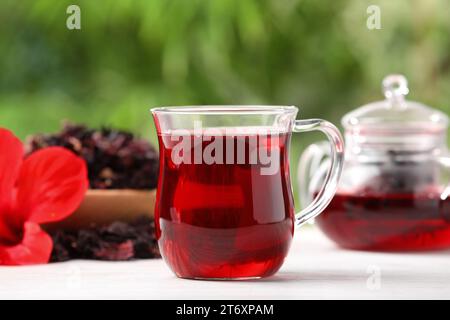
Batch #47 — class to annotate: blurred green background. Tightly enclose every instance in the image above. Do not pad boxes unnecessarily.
[1,0,449,203]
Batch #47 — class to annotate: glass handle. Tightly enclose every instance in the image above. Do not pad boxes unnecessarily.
[439,155,450,201]
[298,141,331,209]
[293,119,344,227]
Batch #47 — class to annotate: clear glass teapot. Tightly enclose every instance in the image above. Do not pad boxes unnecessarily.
[299,75,450,251]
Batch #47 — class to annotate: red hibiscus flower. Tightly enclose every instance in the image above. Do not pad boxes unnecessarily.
[0,128,88,265]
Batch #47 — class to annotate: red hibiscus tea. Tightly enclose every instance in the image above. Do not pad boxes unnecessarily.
[316,192,450,250]
[155,129,294,279]
[152,105,344,280]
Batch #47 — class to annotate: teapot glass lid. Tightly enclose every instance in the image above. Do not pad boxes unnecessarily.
[342,74,448,135]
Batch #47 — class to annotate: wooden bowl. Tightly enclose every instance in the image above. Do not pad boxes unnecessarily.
[44,189,156,230]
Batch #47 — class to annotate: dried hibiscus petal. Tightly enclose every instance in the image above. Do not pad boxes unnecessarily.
[49,216,160,262]
[26,122,159,190]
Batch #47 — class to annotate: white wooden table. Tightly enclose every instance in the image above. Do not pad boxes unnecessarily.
[1,226,450,300]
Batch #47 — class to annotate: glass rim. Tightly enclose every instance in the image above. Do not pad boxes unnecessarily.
[151,105,298,115]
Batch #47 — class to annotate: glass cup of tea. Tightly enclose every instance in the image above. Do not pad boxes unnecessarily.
[151,106,344,280]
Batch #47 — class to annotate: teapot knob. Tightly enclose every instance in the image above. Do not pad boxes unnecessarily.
[382,74,409,101]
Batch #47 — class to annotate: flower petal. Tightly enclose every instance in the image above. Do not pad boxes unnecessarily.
[0,128,23,211]
[15,147,88,224]
[0,222,52,265]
